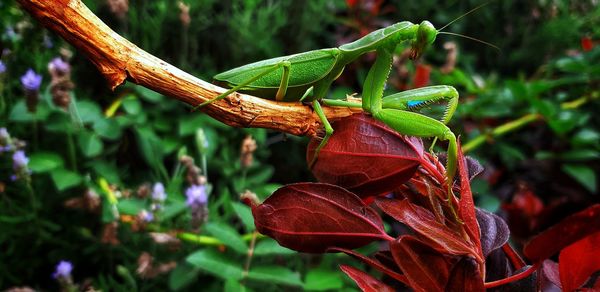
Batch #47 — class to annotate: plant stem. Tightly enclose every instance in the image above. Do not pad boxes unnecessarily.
[66,131,77,171]
[484,262,541,289]
[462,113,541,153]
[176,231,264,246]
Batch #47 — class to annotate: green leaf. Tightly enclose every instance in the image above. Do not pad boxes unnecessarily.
[253,238,295,256]
[89,161,121,184]
[135,86,164,103]
[93,118,122,140]
[76,100,103,124]
[118,199,146,215]
[186,249,243,280]
[562,164,597,193]
[161,201,187,221]
[8,100,50,122]
[231,201,255,232]
[28,152,64,172]
[168,262,200,291]
[572,129,600,146]
[135,127,164,169]
[247,266,303,287]
[122,96,142,115]
[77,130,103,157]
[204,221,248,254]
[224,279,247,292]
[304,268,344,291]
[50,168,83,191]
[561,150,600,161]
[45,111,75,133]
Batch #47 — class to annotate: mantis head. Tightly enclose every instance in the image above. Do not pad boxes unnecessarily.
[409,21,437,60]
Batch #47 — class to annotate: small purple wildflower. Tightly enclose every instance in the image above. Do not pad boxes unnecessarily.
[4,26,16,39]
[185,184,207,207]
[140,210,154,222]
[12,150,29,169]
[52,260,73,279]
[43,35,54,48]
[48,57,70,75]
[151,182,167,202]
[20,69,42,91]
[0,127,8,140]
[0,61,6,74]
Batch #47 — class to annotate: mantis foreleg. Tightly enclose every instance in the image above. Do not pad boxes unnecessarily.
[360,45,458,210]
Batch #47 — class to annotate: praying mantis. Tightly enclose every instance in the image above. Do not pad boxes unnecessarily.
[198,20,463,196]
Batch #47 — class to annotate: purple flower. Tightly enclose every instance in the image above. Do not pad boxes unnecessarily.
[0,127,8,140]
[48,57,70,75]
[0,61,6,74]
[20,69,42,91]
[43,35,54,48]
[185,185,207,207]
[52,260,73,279]
[12,150,29,169]
[140,210,154,222]
[151,182,166,202]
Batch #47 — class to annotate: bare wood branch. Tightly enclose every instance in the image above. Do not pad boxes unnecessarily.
[16,0,361,137]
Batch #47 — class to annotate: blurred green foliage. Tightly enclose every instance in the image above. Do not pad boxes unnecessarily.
[0,0,598,290]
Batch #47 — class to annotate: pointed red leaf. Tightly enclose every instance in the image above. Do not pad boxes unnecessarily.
[445,257,484,292]
[457,144,483,259]
[375,198,477,258]
[330,247,408,284]
[339,265,396,292]
[252,182,390,253]
[476,208,510,258]
[542,260,562,290]
[559,231,600,292]
[390,235,451,292]
[523,204,600,262]
[308,113,424,199]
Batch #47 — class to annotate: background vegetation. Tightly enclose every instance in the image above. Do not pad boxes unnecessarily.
[0,0,598,290]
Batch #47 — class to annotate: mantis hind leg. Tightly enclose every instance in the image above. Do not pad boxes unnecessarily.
[308,100,334,168]
[194,60,292,109]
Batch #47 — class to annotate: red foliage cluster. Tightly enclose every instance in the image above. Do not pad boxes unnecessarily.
[248,114,600,291]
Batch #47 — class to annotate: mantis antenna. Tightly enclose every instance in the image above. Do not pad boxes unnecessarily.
[437,1,494,32]
[435,0,501,52]
[438,31,501,52]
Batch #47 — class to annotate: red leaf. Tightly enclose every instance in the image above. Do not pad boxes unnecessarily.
[559,231,600,292]
[457,144,483,260]
[340,265,396,292]
[523,204,600,262]
[308,113,424,199]
[476,208,510,258]
[542,260,562,290]
[445,257,484,292]
[375,198,478,258]
[330,247,408,284]
[581,37,594,51]
[390,235,451,292]
[346,0,358,8]
[412,64,431,88]
[252,182,390,253]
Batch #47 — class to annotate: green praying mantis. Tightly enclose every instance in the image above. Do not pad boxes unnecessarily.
[196,9,495,198]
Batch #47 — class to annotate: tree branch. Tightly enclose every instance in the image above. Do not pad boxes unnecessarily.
[16,0,361,137]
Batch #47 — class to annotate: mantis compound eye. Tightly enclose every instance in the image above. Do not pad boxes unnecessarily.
[409,21,437,60]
